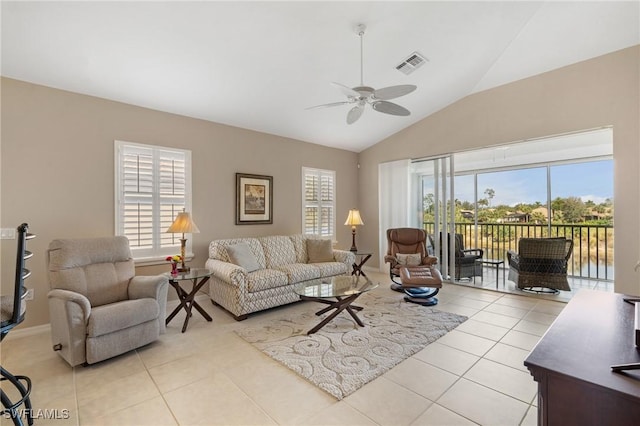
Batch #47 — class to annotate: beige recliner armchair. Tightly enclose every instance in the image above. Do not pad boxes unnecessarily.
[47,236,168,366]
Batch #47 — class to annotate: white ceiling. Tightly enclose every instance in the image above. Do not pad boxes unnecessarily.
[2,1,638,152]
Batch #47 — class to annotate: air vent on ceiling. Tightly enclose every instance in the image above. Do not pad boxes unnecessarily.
[396,52,428,75]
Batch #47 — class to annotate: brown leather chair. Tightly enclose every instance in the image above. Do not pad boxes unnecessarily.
[385,228,442,305]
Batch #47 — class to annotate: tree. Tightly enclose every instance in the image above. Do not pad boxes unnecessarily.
[551,197,566,213]
[423,193,434,214]
[484,188,495,207]
[531,211,547,224]
[561,196,587,223]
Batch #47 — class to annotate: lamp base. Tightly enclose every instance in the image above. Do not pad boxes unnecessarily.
[179,239,189,273]
[350,228,358,253]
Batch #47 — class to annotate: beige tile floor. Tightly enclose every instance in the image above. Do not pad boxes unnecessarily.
[1,270,574,426]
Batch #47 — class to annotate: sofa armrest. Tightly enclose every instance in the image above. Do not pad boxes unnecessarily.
[47,289,91,366]
[333,249,356,270]
[205,259,247,287]
[129,275,169,334]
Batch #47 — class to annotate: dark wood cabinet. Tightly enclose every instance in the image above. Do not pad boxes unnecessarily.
[525,289,640,426]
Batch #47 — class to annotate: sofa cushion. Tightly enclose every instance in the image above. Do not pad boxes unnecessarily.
[246,269,289,292]
[311,262,349,277]
[209,238,266,269]
[226,242,261,272]
[88,298,159,337]
[275,263,321,284]
[307,239,334,263]
[289,234,309,263]
[259,236,296,268]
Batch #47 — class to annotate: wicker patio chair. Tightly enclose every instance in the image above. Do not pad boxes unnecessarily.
[507,237,574,293]
[428,233,483,281]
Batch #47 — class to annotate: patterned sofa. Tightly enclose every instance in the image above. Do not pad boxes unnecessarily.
[205,235,355,320]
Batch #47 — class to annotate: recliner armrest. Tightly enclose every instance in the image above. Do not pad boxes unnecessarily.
[47,289,91,366]
[129,275,169,334]
[47,289,91,321]
[384,255,397,265]
[421,255,438,266]
[129,275,169,301]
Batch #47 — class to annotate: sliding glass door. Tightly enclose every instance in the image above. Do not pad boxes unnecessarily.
[412,155,456,280]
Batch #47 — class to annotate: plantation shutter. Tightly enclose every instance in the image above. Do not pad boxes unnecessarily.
[116,141,191,259]
[302,168,335,239]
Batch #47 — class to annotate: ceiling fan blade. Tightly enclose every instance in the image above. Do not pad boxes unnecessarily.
[332,82,361,98]
[373,85,417,100]
[346,104,365,124]
[372,101,411,116]
[305,101,352,110]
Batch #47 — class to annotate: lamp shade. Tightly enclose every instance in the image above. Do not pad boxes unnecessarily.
[344,209,364,226]
[166,211,200,234]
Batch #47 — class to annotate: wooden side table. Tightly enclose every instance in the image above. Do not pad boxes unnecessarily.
[350,250,373,277]
[164,268,213,333]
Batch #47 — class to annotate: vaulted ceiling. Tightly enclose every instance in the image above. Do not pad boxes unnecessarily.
[2,1,638,152]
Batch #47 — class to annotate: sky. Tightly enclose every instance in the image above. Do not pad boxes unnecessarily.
[453,160,613,207]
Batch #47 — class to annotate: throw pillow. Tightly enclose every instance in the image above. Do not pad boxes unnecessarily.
[226,242,261,272]
[396,253,422,266]
[306,239,334,263]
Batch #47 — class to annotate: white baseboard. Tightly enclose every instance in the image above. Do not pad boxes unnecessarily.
[3,323,51,341]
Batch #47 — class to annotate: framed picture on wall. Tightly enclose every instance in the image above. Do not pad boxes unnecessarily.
[236,173,273,225]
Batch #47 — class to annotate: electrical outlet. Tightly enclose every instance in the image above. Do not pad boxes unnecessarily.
[1,228,16,239]
[25,288,34,301]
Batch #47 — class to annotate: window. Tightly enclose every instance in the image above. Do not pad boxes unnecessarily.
[302,167,336,240]
[115,141,192,262]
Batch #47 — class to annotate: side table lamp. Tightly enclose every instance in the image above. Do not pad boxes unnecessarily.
[166,209,200,272]
[344,209,364,252]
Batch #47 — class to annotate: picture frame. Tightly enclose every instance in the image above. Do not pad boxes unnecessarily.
[236,173,273,225]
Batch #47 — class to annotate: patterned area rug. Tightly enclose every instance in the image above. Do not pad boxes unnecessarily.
[235,291,467,399]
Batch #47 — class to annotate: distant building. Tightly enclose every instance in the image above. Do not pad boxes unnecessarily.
[460,210,475,220]
[532,206,552,219]
[503,211,530,223]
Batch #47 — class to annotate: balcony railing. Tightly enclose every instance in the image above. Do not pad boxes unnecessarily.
[423,222,614,281]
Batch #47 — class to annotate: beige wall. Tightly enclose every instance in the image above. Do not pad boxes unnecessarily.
[2,45,638,330]
[358,46,640,296]
[0,78,359,328]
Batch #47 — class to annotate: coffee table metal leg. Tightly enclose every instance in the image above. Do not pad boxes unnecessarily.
[345,306,364,326]
[302,293,362,334]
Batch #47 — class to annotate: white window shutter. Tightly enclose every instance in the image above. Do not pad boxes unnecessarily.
[302,167,335,239]
[116,141,191,260]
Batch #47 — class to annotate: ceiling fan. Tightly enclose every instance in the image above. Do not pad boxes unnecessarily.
[307,24,417,125]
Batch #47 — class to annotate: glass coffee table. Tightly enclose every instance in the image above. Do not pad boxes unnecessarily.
[293,275,378,335]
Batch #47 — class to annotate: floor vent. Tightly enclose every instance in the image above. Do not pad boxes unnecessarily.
[396,52,428,75]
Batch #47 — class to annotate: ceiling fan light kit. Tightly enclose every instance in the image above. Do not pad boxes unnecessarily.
[307,23,417,125]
